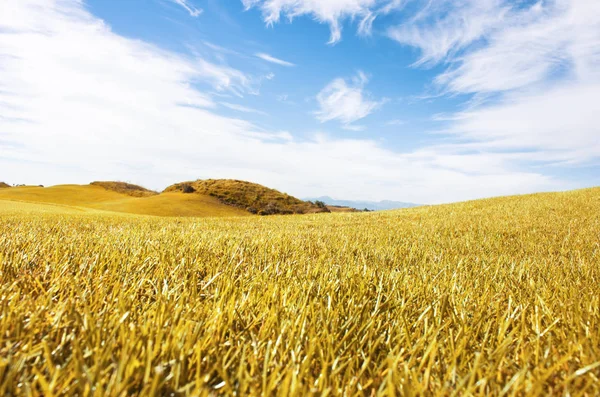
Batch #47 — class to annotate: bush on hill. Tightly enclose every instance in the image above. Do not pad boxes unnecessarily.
[180,184,195,194]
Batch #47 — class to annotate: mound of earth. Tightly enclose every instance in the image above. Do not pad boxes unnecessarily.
[0,182,10,188]
[165,179,329,215]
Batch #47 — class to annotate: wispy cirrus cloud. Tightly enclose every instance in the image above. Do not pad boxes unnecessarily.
[432,0,600,94]
[387,0,510,66]
[315,72,384,127]
[255,52,295,67]
[242,0,388,44]
[386,0,600,165]
[170,0,203,17]
[220,102,268,115]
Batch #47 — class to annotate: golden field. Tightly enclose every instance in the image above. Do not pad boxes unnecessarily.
[1,187,599,395]
[0,185,248,218]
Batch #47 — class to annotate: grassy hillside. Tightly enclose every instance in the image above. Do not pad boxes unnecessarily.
[0,181,327,217]
[0,182,10,188]
[0,184,131,206]
[0,184,247,217]
[0,199,95,215]
[91,181,158,197]
[1,187,599,395]
[95,192,248,217]
[165,179,329,215]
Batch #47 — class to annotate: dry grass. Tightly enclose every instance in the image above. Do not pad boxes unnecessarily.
[91,181,158,197]
[0,185,247,218]
[327,205,361,213]
[165,179,329,215]
[95,192,249,218]
[1,187,599,395]
[0,185,132,206]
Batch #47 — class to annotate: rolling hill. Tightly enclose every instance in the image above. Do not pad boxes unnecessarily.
[0,182,10,188]
[0,184,248,217]
[0,180,330,217]
[165,179,329,215]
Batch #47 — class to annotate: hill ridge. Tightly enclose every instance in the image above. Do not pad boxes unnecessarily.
[91,181,158,197]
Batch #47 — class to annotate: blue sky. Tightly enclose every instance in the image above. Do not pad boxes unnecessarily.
[1,0,599,203]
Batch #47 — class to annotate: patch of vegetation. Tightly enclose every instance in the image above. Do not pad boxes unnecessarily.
[165,179,330,215]
[91,181,157,197]
[0,182,10,188]
[180,183,195,194]
[314,200,327,208]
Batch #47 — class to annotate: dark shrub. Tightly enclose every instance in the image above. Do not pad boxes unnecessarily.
[181,184,195,193]
[315,200,327,208]
[259,202,280,216]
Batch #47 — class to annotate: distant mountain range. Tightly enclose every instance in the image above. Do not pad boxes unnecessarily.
[305,196,420,211]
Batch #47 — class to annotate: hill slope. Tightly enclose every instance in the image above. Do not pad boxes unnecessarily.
[0,184,248,217]
[0,182,10,188]
[91,181,158,197]
[165,179,329,215]
[94,192,248,217]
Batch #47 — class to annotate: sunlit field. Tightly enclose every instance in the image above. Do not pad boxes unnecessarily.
[1,188,599,395]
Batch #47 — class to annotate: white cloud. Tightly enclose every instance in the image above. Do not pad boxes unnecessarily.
[0,0,566,204]
[342,124,365,131]
[195,59,257,96]
[315,72,384,127]
[387,0,600,94]
[255,52,295,67]
[387,0,510,66]
[434,0,600,94]
[445,81,600,164]
[171,0,203,17]
[220,102,268,115]
[385,0,600,166]
[242,0,383,44]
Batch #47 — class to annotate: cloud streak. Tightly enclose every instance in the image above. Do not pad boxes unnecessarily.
[171,0,203,17]
[255,52,295,67]
[220,102,268,115]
